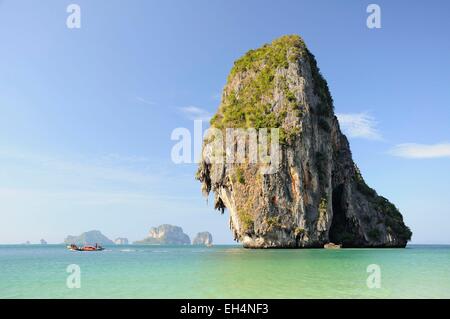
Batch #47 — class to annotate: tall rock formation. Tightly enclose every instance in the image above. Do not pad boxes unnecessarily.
[134,224,191,245]
[196,35,412,248]
[193,232,213,246]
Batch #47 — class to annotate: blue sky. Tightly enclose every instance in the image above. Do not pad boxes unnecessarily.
[0,0,449,244]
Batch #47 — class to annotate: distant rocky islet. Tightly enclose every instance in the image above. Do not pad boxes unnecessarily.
[114,237,129,245]
[62,226,213,246]
[64,230,115,246]
[134,224,191,245]
[193,232,213,246]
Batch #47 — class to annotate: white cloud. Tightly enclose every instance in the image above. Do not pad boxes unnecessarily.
[336,113,382,140]
[135,96,155,105]
[389,143,450,159]
[179,106,211,121]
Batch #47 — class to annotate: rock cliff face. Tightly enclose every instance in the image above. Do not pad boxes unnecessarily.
[196,35,412,248]
[134,224,190,245]
[64,230,114,246]
[193,232,213,246]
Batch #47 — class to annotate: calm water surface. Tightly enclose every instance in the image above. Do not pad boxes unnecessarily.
[0,245,449,298]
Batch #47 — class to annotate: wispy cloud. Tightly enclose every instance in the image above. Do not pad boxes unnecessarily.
[0,149,158,185]
[135,96,155,105]
[179,106,212,121]
[389,143,450,159]
[336,112,382,140]
[0,149,200,214]
[98,153,152,164]
[0,187,196,206]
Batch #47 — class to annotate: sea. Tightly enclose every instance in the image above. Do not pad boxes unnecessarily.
[0,244,449,298]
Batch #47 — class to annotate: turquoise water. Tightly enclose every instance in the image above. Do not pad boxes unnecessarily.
[0,245,449,298]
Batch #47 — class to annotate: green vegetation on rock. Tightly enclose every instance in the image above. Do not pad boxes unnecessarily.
[209,34,335,146]
[319,197,328,216]
[210,35,309,144]
[294,227,305,237]
[238,209,254,232]
[266,216,281,230]
[235,167,246,184]
[228,35,305,79]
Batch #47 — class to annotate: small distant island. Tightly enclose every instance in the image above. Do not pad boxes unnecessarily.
[114,237,129,245]
[40,239,47,245]
[134,224,190,245]
[64,230,114,246]
[60,227,213,246]
[193,232,213,246]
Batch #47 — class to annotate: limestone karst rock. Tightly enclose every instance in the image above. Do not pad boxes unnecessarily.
[134,224,191,245]
[196,35,412,248]
[64,230,114,246]
[114,237,129,245]
[192,232,213,246]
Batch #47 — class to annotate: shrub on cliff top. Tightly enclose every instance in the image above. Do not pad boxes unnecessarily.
[210,35,310,143]
[210,35,335,146]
